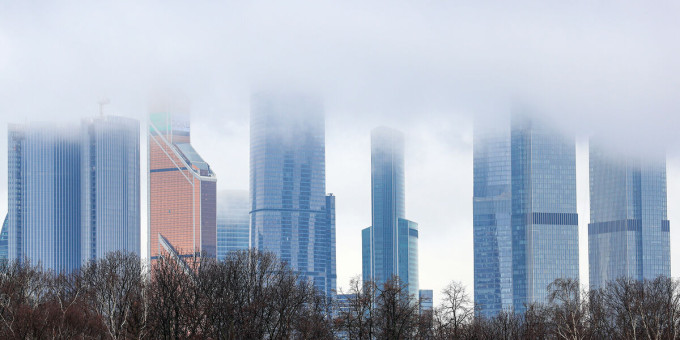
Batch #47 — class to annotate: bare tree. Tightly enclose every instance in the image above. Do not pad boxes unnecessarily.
[81,251,148,339]
[334,277,376,340]
[374,276,420,340]
[433,281,473,339]
[546,278,588,340]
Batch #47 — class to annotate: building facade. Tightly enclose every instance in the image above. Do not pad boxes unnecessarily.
[473,121,513,316]
[217,190,250,259]
[149,107,217,261]
[363,127,419,298]
[8,116,141,272]
[81,116,140,262]
[473,115,579,316]
[0,215,8,261]
[249,92,336,297]
[588,142,671,290]
[419,289,433,314]
[8,124,82,272]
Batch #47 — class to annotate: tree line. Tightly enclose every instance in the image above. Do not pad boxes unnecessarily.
[1,250,679,339]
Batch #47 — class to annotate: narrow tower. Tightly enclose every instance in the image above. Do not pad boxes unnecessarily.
[363,127,419,298]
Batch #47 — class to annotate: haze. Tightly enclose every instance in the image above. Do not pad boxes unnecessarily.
[1,1,679,302]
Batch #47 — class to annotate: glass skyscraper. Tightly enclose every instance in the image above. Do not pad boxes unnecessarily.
[8,124,82,273]
[249,92,336,297]
[0,215,8,261]
[473,121,513,316]
[217,190,250,259]
[588,142,670,290]
[81,116,140,262]
[363,127,419,298]
[419,289,433,314]
[473,115,579,316]
[149,103,217,261]
[8,116,141,272]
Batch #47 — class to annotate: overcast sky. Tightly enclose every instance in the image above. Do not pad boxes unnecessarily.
[1,1,680,303]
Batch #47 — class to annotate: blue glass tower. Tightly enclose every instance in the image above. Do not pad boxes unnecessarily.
[362,226,372,284]
[474,115,579,315]
[588,142,670,290]
[473,121,513,317]
[250,92,336,297]
[81,116,141,262]
[419,289,433,314]
[8,124,82,273]
[363,127,419,298]
[217,190,250,259]
[511,116,579,310]
[0,215,8,261]
[8,116,141,273]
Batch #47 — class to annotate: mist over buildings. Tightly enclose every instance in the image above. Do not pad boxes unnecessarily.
[1,0,679,298]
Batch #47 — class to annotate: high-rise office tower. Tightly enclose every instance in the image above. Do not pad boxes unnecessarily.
[588,142,670,290]
[362,127,419,298]
[149,105,217,261]
[0,215,8,261]
[473,121,512,317]
[419,289,434,314]
[81,116,140,262]
[8,124,82,272]
[217,190,250,259]
[250,92,336,297]
[473,115,579,316]
[8,116,142,272]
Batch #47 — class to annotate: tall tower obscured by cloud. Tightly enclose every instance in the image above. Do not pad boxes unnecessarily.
[8,116,142,272]
[249,92,336,297]
[474,115,579,315]
[148,104,217,261]
[511,116,579,310]
[217,190,250,259]
[588,143,670,290]
[8,124,82,272]
[473,120,513,317]
[363,127,419,298]
[81,116,140,262]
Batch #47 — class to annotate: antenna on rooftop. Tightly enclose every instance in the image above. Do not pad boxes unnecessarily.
[98,98,110,117]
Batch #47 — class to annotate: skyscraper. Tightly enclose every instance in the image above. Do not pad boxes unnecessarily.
[217,190,250,259]
[419,289,433,314]
[363,127,419,298]
[81,116,140,261]
[588,142,670,290]
[250,92,336,297]
[149,105,217,261]
[0,215,8,261]
[8,124,82,272]
[473,121,512,316]
[473,115,579,316]
[8,116,142,272]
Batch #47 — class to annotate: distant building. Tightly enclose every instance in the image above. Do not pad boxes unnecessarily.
[473,115,579,316]
[8,123,82,272]
[473,120,512,316]
[419,289,433,314]
[217,190,250,259]
[81,116,140,262]
[0,215,8,261]
[249,92,336,297]
[589,142,671,290]
[149,105,217,261]
[8,116,142,272]
[363,127,419,298]
[335,293,356,316]
[362,226,372,284]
